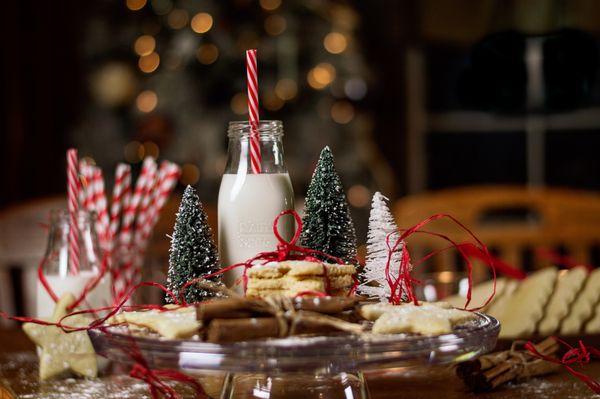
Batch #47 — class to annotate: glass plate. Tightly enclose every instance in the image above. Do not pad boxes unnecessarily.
[88,312,499,374]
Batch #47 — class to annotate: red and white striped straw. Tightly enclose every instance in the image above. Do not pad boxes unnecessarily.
[80,161,95,213]
[109,163,131,247]
[120,157,156,251]
[66,149,80,275]
[246,49,262,174]
[140,161,181,248]
[133,161,159,252]
[91,166,110,248]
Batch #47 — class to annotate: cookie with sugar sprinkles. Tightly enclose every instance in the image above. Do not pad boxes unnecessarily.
[323,263,357,276]
[117,306,199,339]
[22,293,97,381]
[283,261,326,276]
[246,262,287,279]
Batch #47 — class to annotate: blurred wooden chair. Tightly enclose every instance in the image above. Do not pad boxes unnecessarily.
[394,186,600,281]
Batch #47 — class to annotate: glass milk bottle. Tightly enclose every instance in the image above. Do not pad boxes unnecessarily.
[36,210,112,318]
[218,121,294,290]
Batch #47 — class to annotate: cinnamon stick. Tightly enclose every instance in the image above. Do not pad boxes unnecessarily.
[458,337,560,392]
[197,298,269,322]
[206,318,280,343]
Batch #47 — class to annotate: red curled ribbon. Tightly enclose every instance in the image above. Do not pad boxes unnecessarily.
[525,337,600,394]
[384,213,499,311]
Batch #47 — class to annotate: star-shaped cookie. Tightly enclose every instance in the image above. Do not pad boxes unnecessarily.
[23,293,97,380]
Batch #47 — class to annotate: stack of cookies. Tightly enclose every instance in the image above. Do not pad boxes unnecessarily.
[245,260,356,298]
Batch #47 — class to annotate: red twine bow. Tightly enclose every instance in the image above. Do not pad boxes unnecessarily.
[198,209,357,298]
[525,337,600,394]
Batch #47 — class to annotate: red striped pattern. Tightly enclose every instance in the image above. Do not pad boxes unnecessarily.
[91,166,110,247]
[66,149,80,275]
[246,49,262,174]
[109,163,131,247]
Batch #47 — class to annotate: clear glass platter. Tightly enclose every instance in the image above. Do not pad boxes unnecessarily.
[89,313,499,398]
[89,312,499,374]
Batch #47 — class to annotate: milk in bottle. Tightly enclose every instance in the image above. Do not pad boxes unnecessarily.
[218,121,294,290]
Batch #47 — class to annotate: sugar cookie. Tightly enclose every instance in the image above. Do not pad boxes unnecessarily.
[497,267,557,338]
[560,268,600,335]
[538,266,587,335]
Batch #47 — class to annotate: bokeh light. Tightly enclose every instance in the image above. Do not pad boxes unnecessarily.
[259,0,281,11]
[264,15,286,36]
[180,163,200,185]
[307,63,336,89]
[275,79,297,101]
[167,9,189,29]
[126,0,146,11]
[136,90,158,113]
[138,52,160,73]
[151,0,172,15]
[191,13,213,34]
[344,78,367,100]
[143,141,160,158]
[134,35,156,56]
[347,184,371,208]
[263,90,284,111]
[323,32,348,54]
[124,141,144,163]
[331,100,355,124]
[196,44,219,65]
[230,93,248,115]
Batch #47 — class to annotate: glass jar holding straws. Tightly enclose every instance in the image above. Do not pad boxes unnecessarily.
[36,210,112,318]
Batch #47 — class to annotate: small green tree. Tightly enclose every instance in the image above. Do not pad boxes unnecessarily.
[300,146,357,264]
[166,185,220,303]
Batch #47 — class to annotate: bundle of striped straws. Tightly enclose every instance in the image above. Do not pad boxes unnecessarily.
[67,149,181,302]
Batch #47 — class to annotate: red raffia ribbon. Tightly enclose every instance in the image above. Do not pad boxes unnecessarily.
[187,209,352,301]
[525,337,600,394]
[384,213,499,310]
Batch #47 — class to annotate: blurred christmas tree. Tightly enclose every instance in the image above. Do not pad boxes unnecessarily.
[73,0,390,236]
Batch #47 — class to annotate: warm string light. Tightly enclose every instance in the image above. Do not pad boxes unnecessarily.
[126,0,146,11]
[230,93,248,115]
[167,9,188,29]
[264,15,286,36]
[124,141,144,163]
[136,90,158,113]
[134,35,156,56]
[138,52,160,73]
[259,0,281,11]
[180,163,200,185]
[323,32,348,54]
[307,63,336,89]
[196,44,219,65]
[191,12,213,34]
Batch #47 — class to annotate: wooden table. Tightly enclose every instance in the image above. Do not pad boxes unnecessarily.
[0,328,597,398]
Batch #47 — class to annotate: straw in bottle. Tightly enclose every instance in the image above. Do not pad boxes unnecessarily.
[246,49,262,174]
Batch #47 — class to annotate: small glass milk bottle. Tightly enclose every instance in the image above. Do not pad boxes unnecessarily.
[218,121,294,290]
[36,210,112,318]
